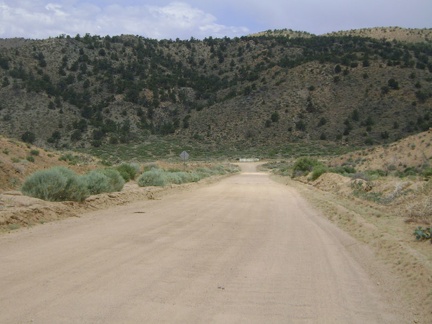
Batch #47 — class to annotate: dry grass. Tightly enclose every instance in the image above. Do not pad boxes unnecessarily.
[400,181,432,223]
[329,130,432,172]
[0,136,98,192]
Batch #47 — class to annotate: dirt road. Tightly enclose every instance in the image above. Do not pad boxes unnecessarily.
[0,163,404,323]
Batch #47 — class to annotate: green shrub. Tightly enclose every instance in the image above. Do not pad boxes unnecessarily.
[164,172,183,184]
[97,169,125,192]
[117,169,131,182]
[413,227,431,241]
[196,167,218,177]
[116,163,140,182]
[180,171,201,183]
[137,164,238,187]
[395,167,419,178]
[26,156,35,163]
[30,149,40,156]
[22,167,89,202]
[165,171,200,184]
[59,153,80,165]
[143,163,159,172]
[365,169,387,178]
[292,157,322,177]
[331,165,356,175]
[137,169,168,187]
[423,168,432,178]
[83,170,113,195]
[310,165,328,181]
[21,131,36,144]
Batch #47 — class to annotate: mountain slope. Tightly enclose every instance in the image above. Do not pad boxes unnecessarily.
[0,28,431,152]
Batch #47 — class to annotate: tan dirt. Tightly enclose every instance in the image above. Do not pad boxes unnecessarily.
[0,163,410,323]
[0,135,99,192]
[329,129,432,173]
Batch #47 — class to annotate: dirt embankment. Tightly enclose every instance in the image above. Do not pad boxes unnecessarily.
[0,176,227,233]
[330,130,432,173]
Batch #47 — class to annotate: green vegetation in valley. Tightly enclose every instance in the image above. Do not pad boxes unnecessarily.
[137,164,239,187]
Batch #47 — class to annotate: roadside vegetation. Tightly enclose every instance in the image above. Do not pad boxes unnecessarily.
[20,162,239,202]
[137,164,239,187]
[21,166,126,202]
[414,226,431,243]
[264,150,432,228]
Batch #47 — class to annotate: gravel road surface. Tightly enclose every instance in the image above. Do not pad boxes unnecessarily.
[0,163,402,323]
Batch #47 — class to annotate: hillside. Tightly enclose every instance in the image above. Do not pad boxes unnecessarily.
[330,129,432,172]
[325,27,432,43]
[0,135,97,192]
[0,27,431,154]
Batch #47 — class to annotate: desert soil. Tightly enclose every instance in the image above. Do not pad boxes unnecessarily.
[0,163,415,323]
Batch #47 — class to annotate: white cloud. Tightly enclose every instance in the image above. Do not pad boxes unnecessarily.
[0,1,249,39]
[45,3,68,17]
[0,0,430,39]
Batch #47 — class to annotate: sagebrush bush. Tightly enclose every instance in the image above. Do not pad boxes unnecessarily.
[116,163,140,182]
[143,163,159,172]
[21,166,127,202]
[196,165,232,177]
[188,172,202,182]
[83,170,113,195]
[97,169,125,192]
[165,171,198,184]
[22,167,89,202]
[310,165,328,181]
[366,169,388,179]
[137,169,168,187]
[137,164,237,187]
[422,168,432,178]
[331,165,356,175]
[292,157,322,178]
[181,171,201,183]
[196,167,213,176]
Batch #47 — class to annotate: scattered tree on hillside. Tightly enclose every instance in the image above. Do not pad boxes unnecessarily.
[21,131,36,144]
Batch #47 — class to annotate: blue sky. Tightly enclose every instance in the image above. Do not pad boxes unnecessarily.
[0,0,431,39]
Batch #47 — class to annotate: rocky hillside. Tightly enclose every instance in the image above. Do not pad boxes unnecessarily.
[0,28,431,152]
